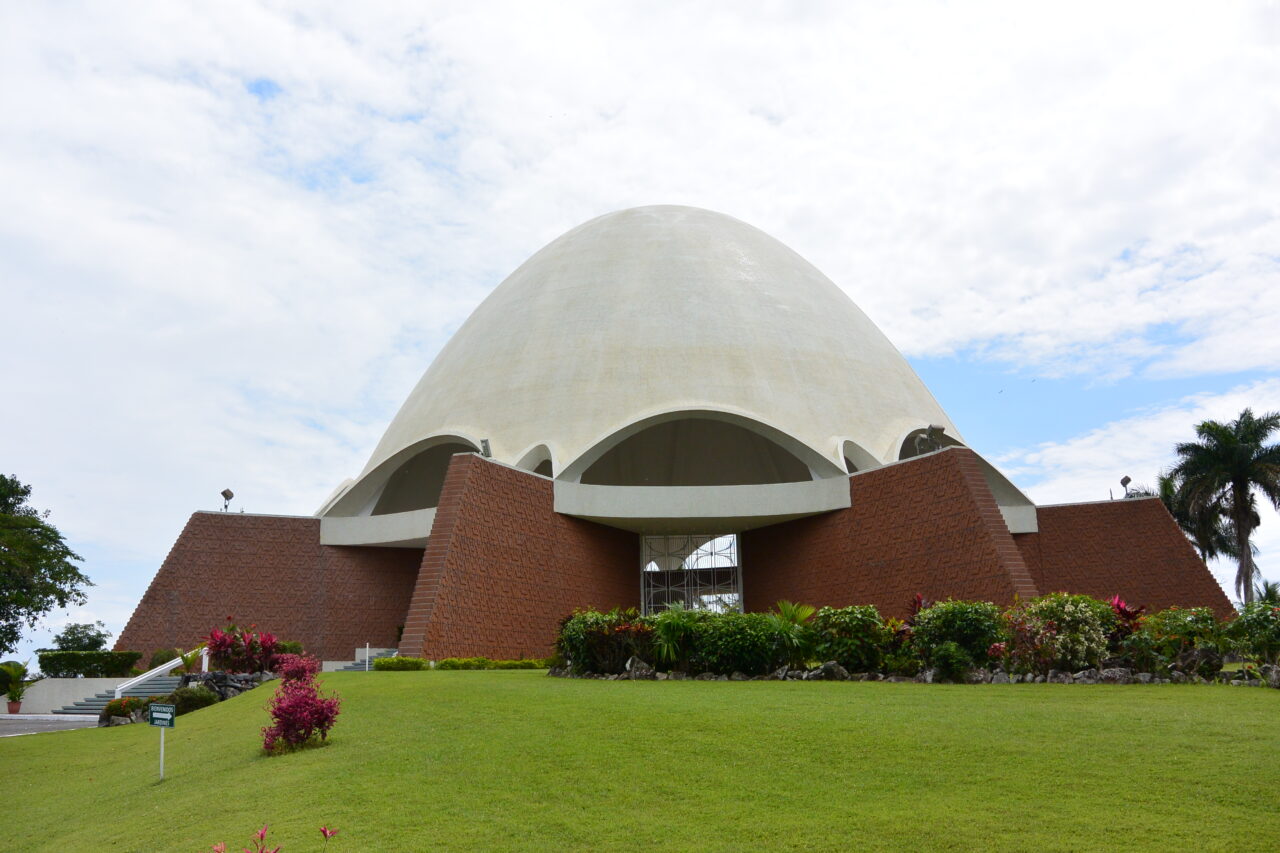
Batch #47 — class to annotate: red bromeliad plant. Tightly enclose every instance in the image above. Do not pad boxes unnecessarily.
[205,618,279,673]
[1108,595,1147,644]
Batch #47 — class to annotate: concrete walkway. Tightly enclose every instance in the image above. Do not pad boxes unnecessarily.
[0,715,98,737]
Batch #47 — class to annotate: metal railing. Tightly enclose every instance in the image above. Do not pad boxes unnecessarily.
[114,647,208,699]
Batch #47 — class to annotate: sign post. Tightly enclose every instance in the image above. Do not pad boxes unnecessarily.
[148,702,176,780]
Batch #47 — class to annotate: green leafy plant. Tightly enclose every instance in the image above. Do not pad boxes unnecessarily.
[51,621,112,651]
[166,686,219,715]
[810,605,887,672]
[101,694,166,718]
[1140,606,1225,678]
[911,600,1004,665]
[1007,593,1113,673]
[930,641,973,682]
[688,612,777,675]
[651,602,707,672]
[557,608,654,674]
[1229,601,1280,665]
[434,657,549,670]
[36,650,142,677]
[148,648,181,670]
[1,660,32,701]
[766,600,818,670]
[373,656,428,671]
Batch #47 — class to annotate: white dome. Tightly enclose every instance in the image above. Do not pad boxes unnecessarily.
[324,205,960,518]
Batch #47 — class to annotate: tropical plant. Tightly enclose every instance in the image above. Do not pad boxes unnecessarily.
[1254,580,1280,605]
[1169,408,1280,604]
[262,670,341,753]
[651,602,705,671]
[766,600,817,669]
[1139,606,1225,679]
[148,648,181,670]
[1007,593,1112,672]
[911,600,1004,665]
[930,641,972,682]
[0,660,31,702]
[809,604,887,672]
[1229,600,1280,665]
[205,621,278,673]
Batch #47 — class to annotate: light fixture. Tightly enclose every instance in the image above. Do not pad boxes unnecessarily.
[221,488,234,511]
[480,439,492,458]
[1120,475,1131,498]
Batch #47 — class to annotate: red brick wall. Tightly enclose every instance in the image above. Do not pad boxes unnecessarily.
[114,513,421,663]
[399,455,638,660]
[1014,498,1233,617]
[742,448,1038,618]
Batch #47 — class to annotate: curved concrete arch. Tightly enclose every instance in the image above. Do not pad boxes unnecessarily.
[837,438,881,473]
[323,433,481,518]
[559,407,846,485]
[515,443,557,479]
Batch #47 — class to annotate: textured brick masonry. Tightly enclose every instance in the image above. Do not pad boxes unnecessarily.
[117,450,1232,662]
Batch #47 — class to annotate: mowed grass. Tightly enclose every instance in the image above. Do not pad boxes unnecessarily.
[3,672,1278,852]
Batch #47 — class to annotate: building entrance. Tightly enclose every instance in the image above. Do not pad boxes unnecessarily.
[640,534,742,615]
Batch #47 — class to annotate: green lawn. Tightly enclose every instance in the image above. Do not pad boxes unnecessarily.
[3,672,1278,852]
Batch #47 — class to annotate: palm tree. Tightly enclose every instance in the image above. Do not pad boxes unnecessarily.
[1170,408,1280,605]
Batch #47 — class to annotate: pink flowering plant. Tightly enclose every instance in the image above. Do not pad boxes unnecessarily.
[262,655,341,753]
[205,617,279,673]
[210,823,339,851]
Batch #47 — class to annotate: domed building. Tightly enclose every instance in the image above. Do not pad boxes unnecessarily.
[118,206,1230,664]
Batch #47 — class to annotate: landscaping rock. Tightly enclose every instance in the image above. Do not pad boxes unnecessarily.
[816,661,850,681]
[1073,669,1099,682]
[108,715,132,727]
[1134,672,1153,684]
[991,671,1010,684]
[1261,664,1280,689]
[669,671,686,681]
[1049,672,1072,685]
[769,666,789,681]
[914,669,935,684]
[965,668,991,684]
[1168,670,1188,684]
[884,675,912,683]
[625,657,655,678]
[694,672,716,681]
[729,671,749,681]
[716,674,728,681]
[1099,668,1132,685]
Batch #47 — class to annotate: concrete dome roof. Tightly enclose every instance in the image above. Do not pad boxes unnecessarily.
[324,205,960,517]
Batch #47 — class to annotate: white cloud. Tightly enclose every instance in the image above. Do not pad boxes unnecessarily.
[1000,378,1280,598]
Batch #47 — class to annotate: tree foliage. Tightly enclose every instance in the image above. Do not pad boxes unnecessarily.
[0,474,92,655]
[1169,409,1280,605]
[51,620,111,651]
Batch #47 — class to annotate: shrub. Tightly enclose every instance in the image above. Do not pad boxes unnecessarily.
[1140,606,1225,678]
[148,648,181,670]
[911,600,1004,665]
[274,640,304,656]
[1229,601,1280,665]
[558,609,655,674]
[374,656,429,671]
[434,657,549,670]
[206,621,278,673]
[37,650,142,678]
[262,675,341,753]
[810,605,887,672]
[1006,593,1112,673]
[51,621,112,651]
[102,694,166,718]
[689,612,777,675]
[274,653,321,681]
[767,600,819,670]
[931,641,973,682]
[167,686,219,715]
[883,649,921,677]
[651,603,711,672]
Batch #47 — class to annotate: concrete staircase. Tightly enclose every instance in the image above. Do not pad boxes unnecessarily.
[334,648,398,672]
[51,675,184,716]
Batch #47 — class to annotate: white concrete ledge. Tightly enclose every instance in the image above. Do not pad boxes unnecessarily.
[554,478,851,534]
[319,508,435,548]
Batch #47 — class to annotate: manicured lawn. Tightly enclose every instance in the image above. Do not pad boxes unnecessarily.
[3,672,1278,851]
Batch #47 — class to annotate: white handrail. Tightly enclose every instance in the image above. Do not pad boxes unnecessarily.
[114,648,201,699]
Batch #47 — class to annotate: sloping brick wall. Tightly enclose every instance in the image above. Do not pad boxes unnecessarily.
[742,448,1038,618]
[114,512,421,663]
[398,455,638,660]
[1014,498,1233,617]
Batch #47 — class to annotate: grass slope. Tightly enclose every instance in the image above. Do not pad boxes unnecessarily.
[3,672,1278,852]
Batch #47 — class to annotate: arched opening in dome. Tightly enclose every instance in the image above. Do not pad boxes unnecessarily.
[840,439,878,473]
[898,426,963,460]
[578,416,814,487]
[515,444,555,478]
[371,440,478,515]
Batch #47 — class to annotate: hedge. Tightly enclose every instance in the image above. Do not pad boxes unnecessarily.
[373,657,429,671]
[372,656,552,670]
[38,650,143,678]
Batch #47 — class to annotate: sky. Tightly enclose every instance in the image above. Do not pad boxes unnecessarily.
[3,2,1279,663]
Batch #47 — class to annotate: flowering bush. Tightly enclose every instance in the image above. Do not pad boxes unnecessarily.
[557,608,656,674]
[262,672,341,753]
[1230,601,1280,664]
[206,618,278,673]
[1006,593,1111,673]
[274,653,320,682]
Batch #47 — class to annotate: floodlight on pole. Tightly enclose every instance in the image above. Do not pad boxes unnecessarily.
[221,489,234,512]
[1120,475,1131,498]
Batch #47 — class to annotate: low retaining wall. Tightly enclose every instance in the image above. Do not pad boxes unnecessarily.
[19,678,127,714]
